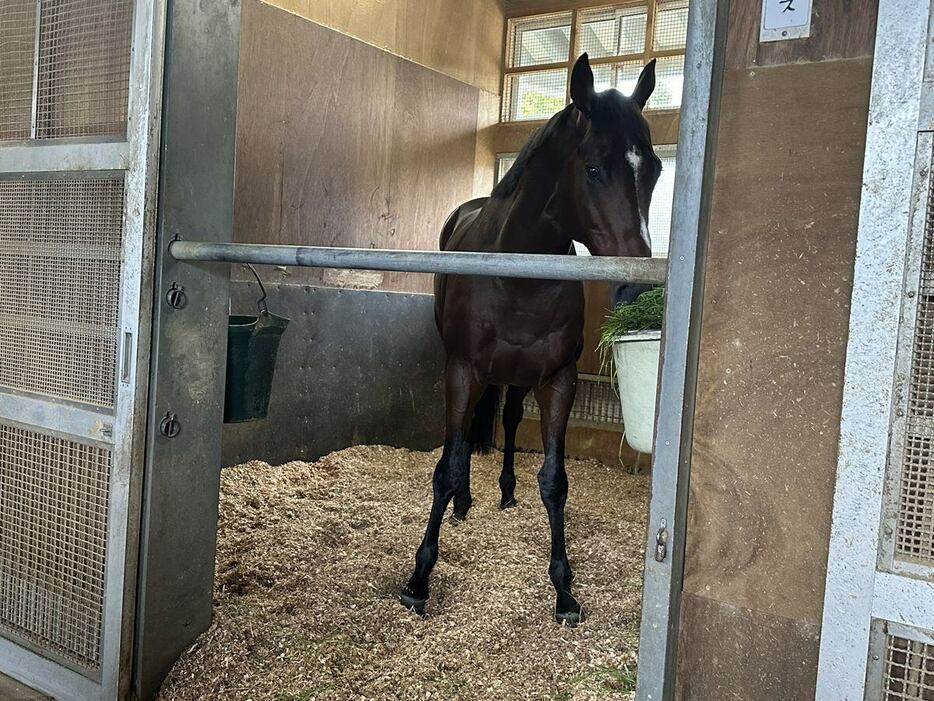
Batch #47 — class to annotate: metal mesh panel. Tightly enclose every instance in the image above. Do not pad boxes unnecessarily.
[895,161,934,565]
[0,422,111,670]
[592,59,643,97]
[577,5,647,59]
[520,375,624,427]
[650,143,678,258]
[653,0,689,51]
[0,0,37,141]
[647,54,684,110]
[909,179,934,416]
[35,0,134,139]
[0,177,124,408]
[502,68,568,122]
[895,434,934,561]
[506,12,571,68]
[884,634,934,700]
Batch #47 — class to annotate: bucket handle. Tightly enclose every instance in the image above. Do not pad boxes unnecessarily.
[242,264,269,317]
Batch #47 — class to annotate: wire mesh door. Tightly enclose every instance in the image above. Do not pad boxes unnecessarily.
[0,1,163,698]
[817,1,934,699]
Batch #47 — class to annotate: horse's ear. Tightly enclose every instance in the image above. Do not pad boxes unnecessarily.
[631,59,656,110]
[570,53,595,116]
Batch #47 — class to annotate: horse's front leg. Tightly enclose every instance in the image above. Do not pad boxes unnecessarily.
[400,360,481,615]
[534,362,583,625]
[500,385,530,509]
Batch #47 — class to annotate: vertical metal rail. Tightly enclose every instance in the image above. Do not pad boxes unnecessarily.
[635,1,728,699]
[134,0,242,698]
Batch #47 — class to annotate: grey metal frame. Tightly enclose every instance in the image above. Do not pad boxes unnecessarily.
[132,0,242,698]
[165,6,725,701]
[816,0,934,698]
[878,130,934,582]
[0,0,166,699]
[634,1,727,699]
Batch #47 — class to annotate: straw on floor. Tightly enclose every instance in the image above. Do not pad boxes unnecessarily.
[157,445,649,701]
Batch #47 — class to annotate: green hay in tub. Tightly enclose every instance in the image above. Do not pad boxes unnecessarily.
[597,287,664,375]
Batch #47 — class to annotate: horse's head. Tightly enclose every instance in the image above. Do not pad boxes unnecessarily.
[557,53,660,271]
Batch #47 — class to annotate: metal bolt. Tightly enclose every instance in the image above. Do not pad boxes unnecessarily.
[166,283,188,309]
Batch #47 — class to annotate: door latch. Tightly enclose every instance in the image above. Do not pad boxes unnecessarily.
[654,519,669,562]
[165,282,188,309]
[160,411,181,438]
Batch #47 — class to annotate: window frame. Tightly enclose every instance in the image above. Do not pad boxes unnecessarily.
[500,0,687,123]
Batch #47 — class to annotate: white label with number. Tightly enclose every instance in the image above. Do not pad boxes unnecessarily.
[760,0,812,42]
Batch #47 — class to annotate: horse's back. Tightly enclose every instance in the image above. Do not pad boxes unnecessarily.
[434,197,489,330]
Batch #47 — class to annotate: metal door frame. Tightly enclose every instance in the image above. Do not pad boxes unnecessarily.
[816,0,934,698]
[162,2,727,699]
[634,1,727,699]
[0,0,166,698]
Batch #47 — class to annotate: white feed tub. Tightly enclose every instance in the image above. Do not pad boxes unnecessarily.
[612,331,661,454]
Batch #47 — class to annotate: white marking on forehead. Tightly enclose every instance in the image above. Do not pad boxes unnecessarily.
[625,147,642,171]
[625,147,652,250]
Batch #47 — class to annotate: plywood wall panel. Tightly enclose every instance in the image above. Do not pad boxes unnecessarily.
[234,0,480,293]
[683,58,872,626]
[677,593,821,701]
[262,0,505,94]
[726,0,879,69]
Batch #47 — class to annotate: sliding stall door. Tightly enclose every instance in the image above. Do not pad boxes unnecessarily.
[0,1,164,698]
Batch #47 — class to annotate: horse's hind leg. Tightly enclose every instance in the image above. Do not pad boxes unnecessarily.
[534,363,583,626]
[401,360,481,615]
[500,385,530,509]
[454,385,498,521]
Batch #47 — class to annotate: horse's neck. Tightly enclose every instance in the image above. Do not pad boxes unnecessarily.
[491,120,578,255]
[492,191,566,255]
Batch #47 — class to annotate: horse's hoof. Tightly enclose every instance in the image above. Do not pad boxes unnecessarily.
[500,498,518,509]
[400,589,428,616]
[555,608,585,627]
[451,510,469,523]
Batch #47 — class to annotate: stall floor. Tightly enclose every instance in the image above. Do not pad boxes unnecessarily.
[157,446,648,701]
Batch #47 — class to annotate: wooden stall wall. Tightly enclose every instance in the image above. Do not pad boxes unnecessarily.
[234,0,504,294]
[262,0,504,95]
[676,2,878,699]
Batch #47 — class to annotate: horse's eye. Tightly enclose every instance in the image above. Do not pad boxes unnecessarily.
[585,165,601,181]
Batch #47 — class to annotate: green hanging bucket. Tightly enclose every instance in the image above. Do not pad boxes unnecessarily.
[224,265,290,423]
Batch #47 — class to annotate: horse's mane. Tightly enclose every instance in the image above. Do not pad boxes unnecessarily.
[491,105,574,200]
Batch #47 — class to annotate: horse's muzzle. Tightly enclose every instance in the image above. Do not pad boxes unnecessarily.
[612,282,653,308]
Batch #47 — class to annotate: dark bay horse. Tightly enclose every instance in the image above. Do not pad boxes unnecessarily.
[400,54,661,625]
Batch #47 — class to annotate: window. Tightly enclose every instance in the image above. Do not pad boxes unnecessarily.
[650,143,677,259]
[494,143,677,260]
[502,0,689,122]
[495,153,519,183]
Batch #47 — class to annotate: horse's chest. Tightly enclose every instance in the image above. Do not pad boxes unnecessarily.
[442,277,584,386]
